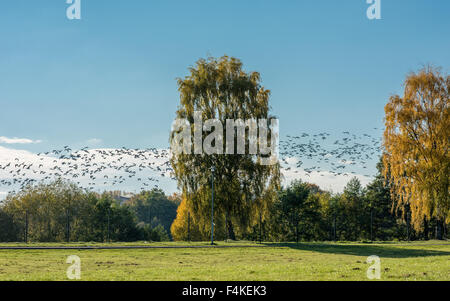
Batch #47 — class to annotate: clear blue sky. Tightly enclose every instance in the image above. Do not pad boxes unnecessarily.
[1,0,449,152]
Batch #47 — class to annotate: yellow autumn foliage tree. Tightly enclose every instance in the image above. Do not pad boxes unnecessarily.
[383,67,449,233]
[170,197,204,241]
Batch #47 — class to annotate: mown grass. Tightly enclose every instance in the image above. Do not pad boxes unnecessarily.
[0,240,448,281]
[0,240,258,248]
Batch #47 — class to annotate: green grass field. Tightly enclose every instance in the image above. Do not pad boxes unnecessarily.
[0,241,448,281]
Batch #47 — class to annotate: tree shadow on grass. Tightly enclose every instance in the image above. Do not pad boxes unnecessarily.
[263,242,450,258]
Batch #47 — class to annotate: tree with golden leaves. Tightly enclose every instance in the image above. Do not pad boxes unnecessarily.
[170,197,204,241]
[170,56,281,240]
[383,67,449,238]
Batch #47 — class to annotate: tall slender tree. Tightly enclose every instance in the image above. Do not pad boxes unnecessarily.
[170,56,281,239]
[383,67,449,238]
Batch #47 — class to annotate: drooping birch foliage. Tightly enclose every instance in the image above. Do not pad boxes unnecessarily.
[383,67,449,229]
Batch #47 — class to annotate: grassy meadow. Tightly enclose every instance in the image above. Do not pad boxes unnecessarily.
[0,241,448,281]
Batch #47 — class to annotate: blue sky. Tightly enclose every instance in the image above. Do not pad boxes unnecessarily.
[0,0,449,194]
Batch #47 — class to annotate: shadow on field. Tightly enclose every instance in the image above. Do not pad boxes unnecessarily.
[263,243,450,258]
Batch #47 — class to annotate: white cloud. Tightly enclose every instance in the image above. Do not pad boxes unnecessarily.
[0,145,176,195]
[86,138,102,146]
[281,157,372,193]
[282,168,371,193]
[0,145,40,161]
[0,136,42,144]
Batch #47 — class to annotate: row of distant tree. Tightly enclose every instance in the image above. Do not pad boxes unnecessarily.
[171,159,448,242]
[0,158,447,243]
[0,182,175,242]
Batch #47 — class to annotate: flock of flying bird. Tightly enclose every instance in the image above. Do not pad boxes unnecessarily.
[0,147,173,195]
[0,130,382,195]
[280,129,382,178]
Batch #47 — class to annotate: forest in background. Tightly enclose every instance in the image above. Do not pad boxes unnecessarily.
[0,158,447,243]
